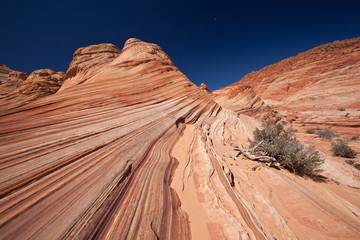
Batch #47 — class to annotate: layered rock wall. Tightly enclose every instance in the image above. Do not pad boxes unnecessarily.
[0,39,359,239]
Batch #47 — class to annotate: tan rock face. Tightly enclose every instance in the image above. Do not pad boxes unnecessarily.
[212,85,266,115]
[218,37,360,130]
[0,69,64,111]
[199,83,210,93]
[0,39,359,240]
[0,71,29,95]
[0,64,13,83]
[8,71,29,81]
[61,43,121,91]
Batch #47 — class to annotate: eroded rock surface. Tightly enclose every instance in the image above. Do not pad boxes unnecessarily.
[215,37,360,131]
[211,37,360,190]
[0,39,359,240]
[0,69,64,111]
[212,85,266,115]
[0,64,13,83]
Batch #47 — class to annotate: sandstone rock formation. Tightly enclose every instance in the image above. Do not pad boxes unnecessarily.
[215,37,360,133]
[212,85,266,115]
[61,43,121,91]
[0,71,29,95]
[0,39,359,240]
[199,83,210,93]
[0,69,64,112]
[0,64,13,83]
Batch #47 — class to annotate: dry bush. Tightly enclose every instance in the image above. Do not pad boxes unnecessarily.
[250,121,324,177]
[317,128,337,140]
[306,129,315,134]
[332,140,356,158]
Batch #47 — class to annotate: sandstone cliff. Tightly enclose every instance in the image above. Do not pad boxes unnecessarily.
[0,39,359,240]
[214,37,360,132]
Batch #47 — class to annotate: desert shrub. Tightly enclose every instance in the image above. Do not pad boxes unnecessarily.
[345,160,355,165]
[332,140,356,158]
[306,129,315,134]
[317,128,337,140]
[355,164,360,170]
[287,126,298,133]
[281,120,287,125]
[351,136,359,141]
[250,121,324,177]
[338,108,345,111]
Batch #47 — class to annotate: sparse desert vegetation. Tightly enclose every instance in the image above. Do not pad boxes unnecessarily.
[306,129,315,134]
[351,136,359,141]
[250,121,324,177]
[332,140,356,158]
[316,128,337,140]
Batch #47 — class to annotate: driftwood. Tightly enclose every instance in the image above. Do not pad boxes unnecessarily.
[231,143,276,166]
[221,153,237,161]
[251,140,265,152]
[252,164,261,171]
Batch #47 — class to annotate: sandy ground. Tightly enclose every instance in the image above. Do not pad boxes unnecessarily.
[171,124,211,240]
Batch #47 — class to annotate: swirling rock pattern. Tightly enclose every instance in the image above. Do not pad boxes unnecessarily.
[212,85,266,115]
[0,39,359,239]
[216,37,360,130]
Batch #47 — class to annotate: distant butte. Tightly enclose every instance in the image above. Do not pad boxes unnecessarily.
[0,38,359,239]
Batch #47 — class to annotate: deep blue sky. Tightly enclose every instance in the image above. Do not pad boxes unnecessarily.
[1,0,359,91]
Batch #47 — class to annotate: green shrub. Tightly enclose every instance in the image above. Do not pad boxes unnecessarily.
[306,129,315,134]
[351,136,359,141]
[332,140,356,158]
[355,164,360,170]
[345,160,355,165]
[250,121,324,177]
[317,128,337,140]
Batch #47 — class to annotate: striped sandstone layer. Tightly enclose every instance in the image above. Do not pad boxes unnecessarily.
[212,37,360,132]
[0,39,359,239]
[212,85,266,115]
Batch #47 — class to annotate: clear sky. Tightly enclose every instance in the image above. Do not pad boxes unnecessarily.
[1,0,359,91]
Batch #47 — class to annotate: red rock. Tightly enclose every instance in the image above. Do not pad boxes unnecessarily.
[212,85,266,115]
[199,83,210,93]
[0,64,13,83]
[218,37,360,129]
[8,71,29,81]
[61,43,121,91]
[0,38,359,240]
[0,69,64,111]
